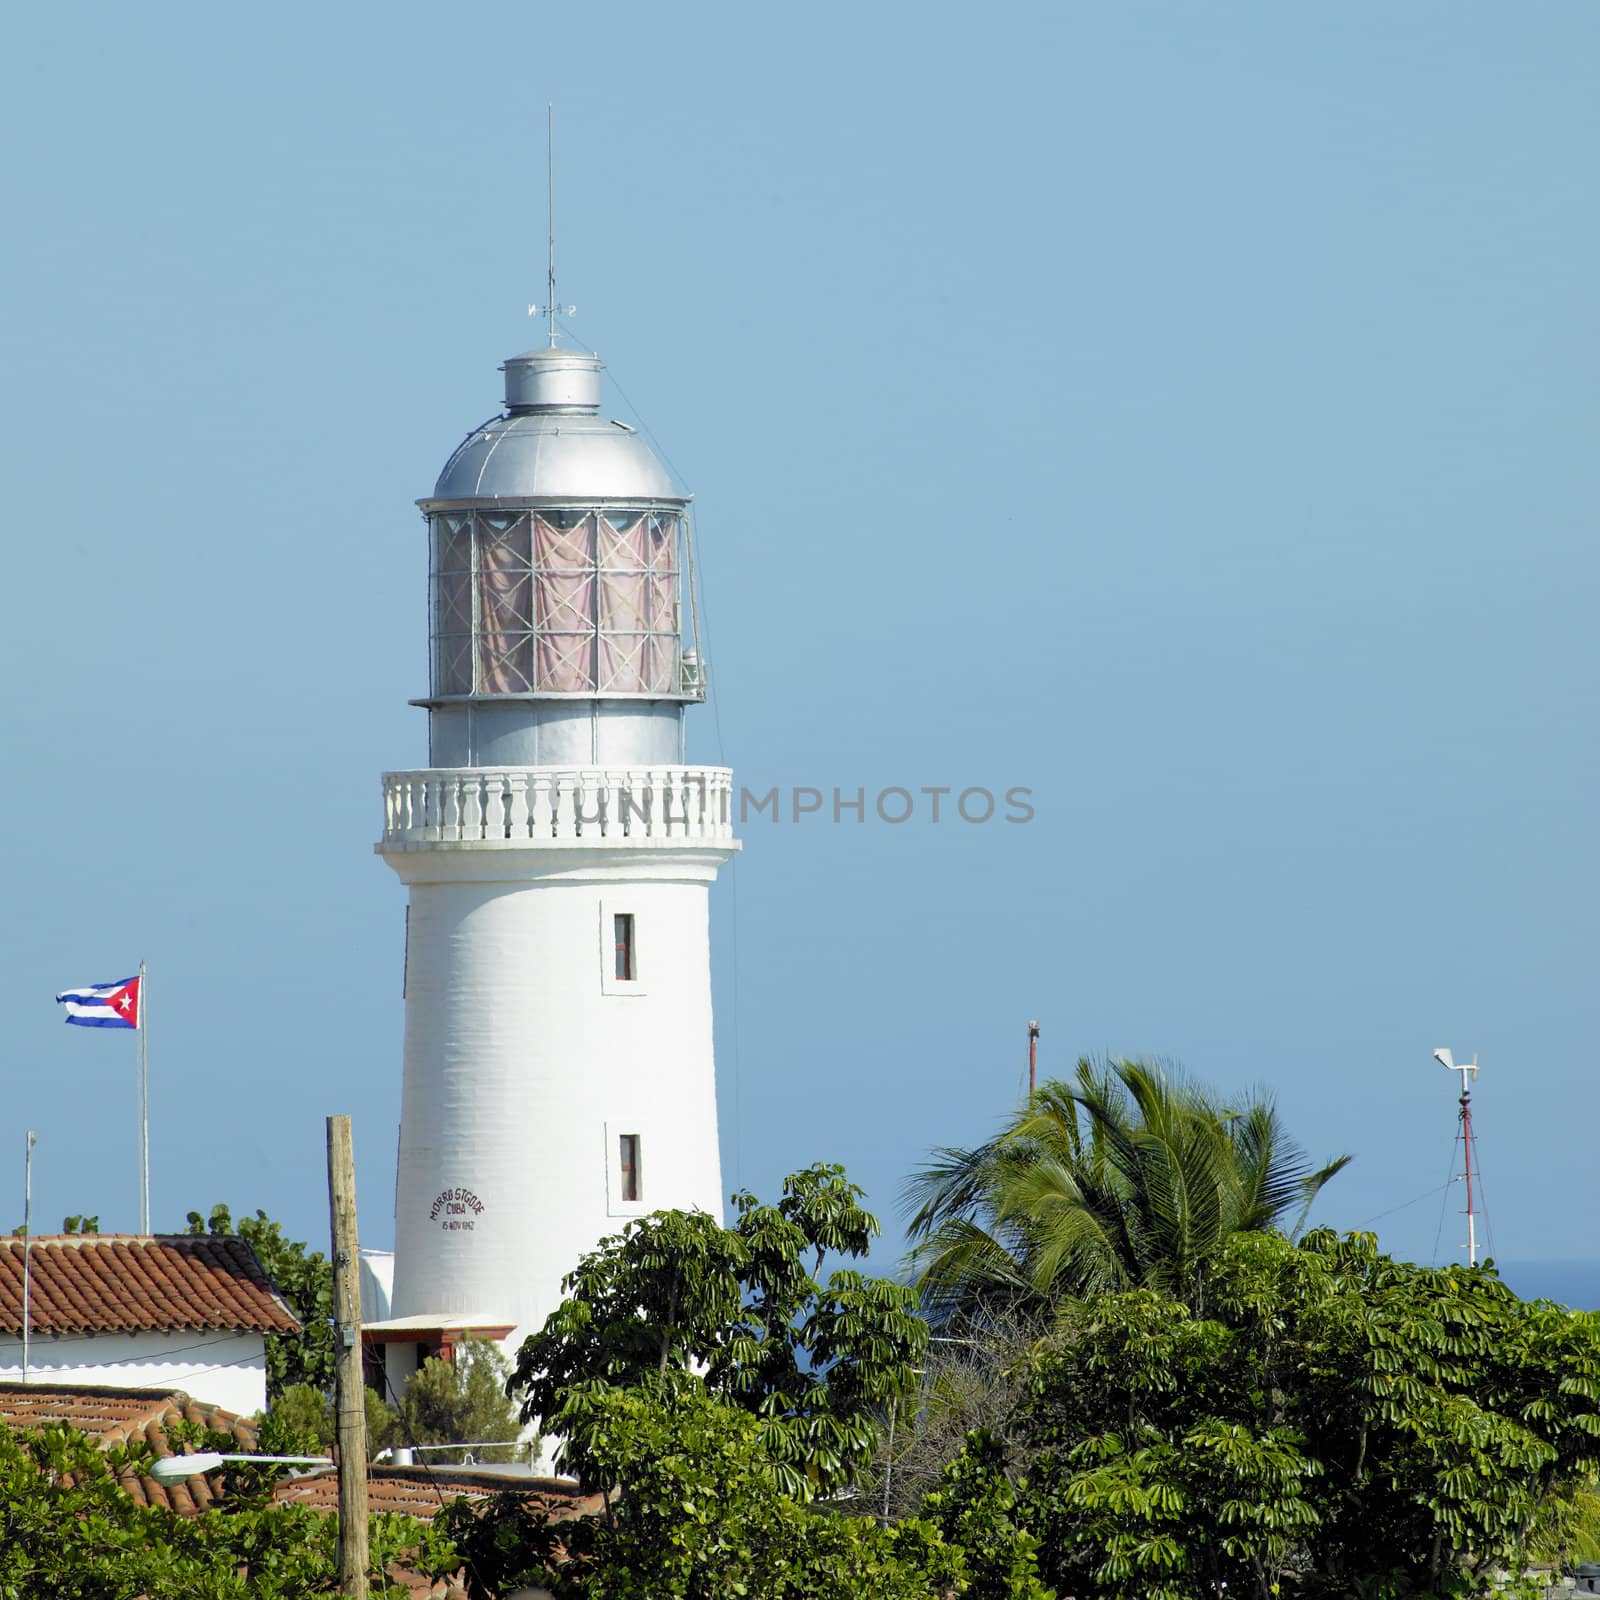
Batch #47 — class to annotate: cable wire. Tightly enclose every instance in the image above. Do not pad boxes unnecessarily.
[548,315,692,491]
[1430,1131,1459,1268]
[1356,1181,1453,1231]
[681,501,743,1195]
[376,1361,492,1595]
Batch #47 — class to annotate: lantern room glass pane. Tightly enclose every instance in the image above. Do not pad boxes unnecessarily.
[476,512,535,693]
[435,515,472,573]
[435,635,473,696]
[538,630,595,692]
[479,512,531,571]
[429,507,690,697]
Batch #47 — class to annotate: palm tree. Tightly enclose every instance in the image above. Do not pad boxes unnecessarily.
[903,1057,1350,1322]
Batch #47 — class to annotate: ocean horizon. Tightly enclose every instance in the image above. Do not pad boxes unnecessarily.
[1488,1261,1600,1310]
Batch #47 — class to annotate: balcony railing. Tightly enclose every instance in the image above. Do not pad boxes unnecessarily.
[380,766,735,848]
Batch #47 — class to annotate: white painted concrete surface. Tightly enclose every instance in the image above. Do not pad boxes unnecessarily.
[378,833,736,1375]
[0,1329,269,1416]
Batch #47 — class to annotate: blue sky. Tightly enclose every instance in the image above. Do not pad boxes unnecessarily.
[2,4,1595,1295]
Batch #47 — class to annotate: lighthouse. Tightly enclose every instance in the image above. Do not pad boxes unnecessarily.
[369,340,737,1396]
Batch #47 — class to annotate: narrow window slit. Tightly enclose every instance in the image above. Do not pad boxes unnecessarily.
[619,1134,641,1203]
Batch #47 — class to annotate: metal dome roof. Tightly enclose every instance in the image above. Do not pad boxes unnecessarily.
[428,412,678,503]
[424,346,682,505]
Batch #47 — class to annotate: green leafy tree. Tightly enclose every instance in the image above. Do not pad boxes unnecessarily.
[904,1058,1349,1321]
[0,1416,453,1597]
[391,1337,523,1463]
[269,1380,398,1462]
[921,1431,1055,1600]
[508,1164,927,1498]
[12,1214,100,1235]
[186,1203,336,1398]
[436,1384,978,1600]
[980,1228,1600,1598]
[264,1382,333,1450]
[1531,1482,1600,1566]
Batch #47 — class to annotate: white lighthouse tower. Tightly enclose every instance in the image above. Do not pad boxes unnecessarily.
[370,339,737,1393]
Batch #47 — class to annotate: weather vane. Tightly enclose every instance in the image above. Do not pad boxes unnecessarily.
[529,104,575,347]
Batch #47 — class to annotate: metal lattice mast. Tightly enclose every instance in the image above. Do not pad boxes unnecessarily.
[1433,1048,1481,1266]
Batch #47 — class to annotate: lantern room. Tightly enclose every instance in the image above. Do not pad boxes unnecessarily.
[415,347,706,770]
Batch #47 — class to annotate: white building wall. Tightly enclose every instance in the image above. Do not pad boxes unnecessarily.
[383,842,730,1364]
[360,1250,394,1323]
[0,1329,268,1417]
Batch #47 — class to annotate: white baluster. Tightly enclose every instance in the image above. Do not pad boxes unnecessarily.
[674,768,692,838]
[402,777,419,841]
[608,770,628,839]
[555,771,576,839]
[591,771,608,838]
[666,768,683,837]
[680,768,694,836]
[628,770,645,838]
[438,776,459,842]
[650,771,664,836]
[462,774,485,839]
[531,773,555,837]
[652,768,670,837]
[506,772,530,839]
[416,776,433,842]
[428,776,445,842]
[484,772,506,837]
[609,771,626,838]
[637,769,653,837]
[683,770,700,838]
[656,770,671,837]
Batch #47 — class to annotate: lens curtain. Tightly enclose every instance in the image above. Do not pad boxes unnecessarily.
[430,509,681,695]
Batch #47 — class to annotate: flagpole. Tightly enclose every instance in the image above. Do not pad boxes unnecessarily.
[137,959,149,1234]
[22,1131,36,1384]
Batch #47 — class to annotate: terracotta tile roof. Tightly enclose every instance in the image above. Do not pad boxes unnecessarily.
[270,1467,600,1600]
[269,1463,599,1523]
[0,1235,300,1335]
[0,1385,597,1600]
[0,1381,262,1514]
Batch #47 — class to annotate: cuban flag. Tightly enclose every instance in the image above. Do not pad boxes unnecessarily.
[56,976,142,1029]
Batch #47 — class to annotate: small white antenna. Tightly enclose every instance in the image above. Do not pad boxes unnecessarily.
[528,104,576,344]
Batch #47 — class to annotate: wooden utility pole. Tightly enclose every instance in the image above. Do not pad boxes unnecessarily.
[327,1114,369,1597]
